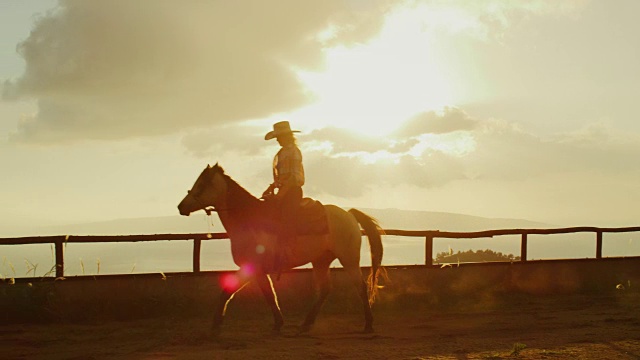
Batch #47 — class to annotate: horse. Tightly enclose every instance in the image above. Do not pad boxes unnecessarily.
[177,163,384,334]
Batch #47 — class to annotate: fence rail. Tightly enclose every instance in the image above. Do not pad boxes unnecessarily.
[2,226,640,278]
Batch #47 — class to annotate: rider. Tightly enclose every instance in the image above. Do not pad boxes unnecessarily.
[262,121,305,271]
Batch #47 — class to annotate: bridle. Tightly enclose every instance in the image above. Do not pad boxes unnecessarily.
[186,168,253,216]
[187,190,219,216]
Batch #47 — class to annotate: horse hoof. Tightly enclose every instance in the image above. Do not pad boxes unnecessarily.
[271,324,283,335]
[296,324,312,335]
[363,325,374,334]
[211,326,222,339]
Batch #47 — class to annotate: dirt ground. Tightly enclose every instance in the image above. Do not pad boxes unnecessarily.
[2,293,639,360]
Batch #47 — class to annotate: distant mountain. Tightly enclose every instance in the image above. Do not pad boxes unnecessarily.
[360,208,550,232]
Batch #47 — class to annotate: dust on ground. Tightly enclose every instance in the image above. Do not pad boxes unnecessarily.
[2,293,639,360]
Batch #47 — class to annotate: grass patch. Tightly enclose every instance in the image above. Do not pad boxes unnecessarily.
[510,342,527,356]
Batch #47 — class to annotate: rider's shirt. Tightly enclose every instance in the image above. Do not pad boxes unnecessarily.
[273,143,305,188]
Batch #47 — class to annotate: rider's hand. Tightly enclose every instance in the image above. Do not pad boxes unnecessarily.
[274,184,289,201]
[261,184,275,200]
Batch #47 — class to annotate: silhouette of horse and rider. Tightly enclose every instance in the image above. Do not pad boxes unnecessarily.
[177,121,384,335]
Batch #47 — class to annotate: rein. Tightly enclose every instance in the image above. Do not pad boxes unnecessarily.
[204,206,238,215]
[204,203,255,214]
[187,188,245,216]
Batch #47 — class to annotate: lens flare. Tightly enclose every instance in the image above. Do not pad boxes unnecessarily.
[219,264,256,291]
[220,273,240,291]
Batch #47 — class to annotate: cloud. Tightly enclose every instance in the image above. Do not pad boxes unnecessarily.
[304,148,467,199]
[461,119,640,182]
[400,0,586,43]
[393,107,479,137]
[297,108,478,156]
[302,127,390,153]
[2,0,395,143]
[298,108,640,199]
[174,103,640,201]
[2,0,587,145]
[299,109,478,197]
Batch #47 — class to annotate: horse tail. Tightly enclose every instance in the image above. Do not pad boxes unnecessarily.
[348,208,385,306]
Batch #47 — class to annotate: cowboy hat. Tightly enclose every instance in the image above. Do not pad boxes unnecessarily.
[264,121,300,140]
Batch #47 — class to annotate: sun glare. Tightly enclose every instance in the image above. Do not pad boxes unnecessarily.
[295,4,458,137]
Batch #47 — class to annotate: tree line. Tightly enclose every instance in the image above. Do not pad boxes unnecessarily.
[435,249,520,263]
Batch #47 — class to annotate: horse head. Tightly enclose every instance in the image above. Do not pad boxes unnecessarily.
[177,163,228,216]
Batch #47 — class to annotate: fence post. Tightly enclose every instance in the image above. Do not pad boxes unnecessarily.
[425,235,433,266]
[520,233,528,262]
[596,231,603,259]
[55,237,64,278]
[193,238,202,273]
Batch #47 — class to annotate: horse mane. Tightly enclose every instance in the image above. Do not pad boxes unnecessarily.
[211,164,261,210]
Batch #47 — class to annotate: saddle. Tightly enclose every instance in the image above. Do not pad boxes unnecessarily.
[262,197,329,236]
[295,198,329,235]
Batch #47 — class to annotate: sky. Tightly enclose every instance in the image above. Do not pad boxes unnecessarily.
[1,0,639,236]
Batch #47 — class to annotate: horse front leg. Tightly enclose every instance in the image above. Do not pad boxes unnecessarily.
[255,273,284,333]
[212,273,249,336]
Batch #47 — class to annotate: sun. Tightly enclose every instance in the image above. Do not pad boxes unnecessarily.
[293,4,458,137]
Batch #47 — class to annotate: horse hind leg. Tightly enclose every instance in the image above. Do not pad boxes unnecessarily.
[299,255,333,334]
[343,264,374,333]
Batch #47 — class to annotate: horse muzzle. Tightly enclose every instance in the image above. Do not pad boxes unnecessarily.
[177,198,194,216]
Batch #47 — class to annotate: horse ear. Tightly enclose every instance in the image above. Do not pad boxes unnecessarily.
[212,162,222,171]
[207,164,211,169]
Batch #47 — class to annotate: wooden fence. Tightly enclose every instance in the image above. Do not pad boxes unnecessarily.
[1,226,639,278]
